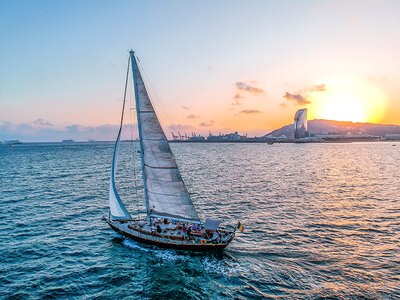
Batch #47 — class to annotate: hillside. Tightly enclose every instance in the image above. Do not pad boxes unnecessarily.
[265,120,400,138]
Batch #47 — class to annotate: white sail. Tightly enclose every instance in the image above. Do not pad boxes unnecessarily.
[109,128,132,219]
[109,58,131,220]
[131,52,200,223]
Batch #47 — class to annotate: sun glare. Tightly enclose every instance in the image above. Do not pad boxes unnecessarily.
[320,95,365,122]
[308,78,386,123]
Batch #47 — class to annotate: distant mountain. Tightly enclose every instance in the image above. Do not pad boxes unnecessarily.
[265,119,400,138]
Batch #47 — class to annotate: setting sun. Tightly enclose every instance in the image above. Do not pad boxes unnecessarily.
[308,78,387,123]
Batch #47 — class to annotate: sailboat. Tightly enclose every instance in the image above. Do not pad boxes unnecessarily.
[104,51,238,251]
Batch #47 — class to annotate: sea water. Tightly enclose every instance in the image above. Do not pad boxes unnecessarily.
[0,142,399,298]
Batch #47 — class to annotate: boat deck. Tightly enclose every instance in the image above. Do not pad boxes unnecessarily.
[105,218,235,250]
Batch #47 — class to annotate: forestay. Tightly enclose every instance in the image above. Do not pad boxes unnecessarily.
[131,52,200,223]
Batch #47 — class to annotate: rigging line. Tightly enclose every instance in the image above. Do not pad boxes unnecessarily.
[113,54,130,190]
[120,54,131,127]
[136,57,178,136]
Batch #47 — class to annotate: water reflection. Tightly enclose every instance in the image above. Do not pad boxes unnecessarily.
[0,142,399,298]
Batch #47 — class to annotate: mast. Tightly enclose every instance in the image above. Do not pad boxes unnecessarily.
[130,50,151,225]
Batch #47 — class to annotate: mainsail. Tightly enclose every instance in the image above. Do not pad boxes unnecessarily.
[130,51,200,223]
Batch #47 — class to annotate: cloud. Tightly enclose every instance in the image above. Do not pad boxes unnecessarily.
[167,123,194,132]
[182,105,190,110]
[311,84,326,92]
[65,124,81,132]
[235,82,265,95]
[232,81,265,105]
[232,93,244,106]
[2,120,229,142]
[187,114,200,119]
[240,110,262,114]
[233,93,244,100]
[33,118,53,126]
[280,103,287,108]
[283,83,326,106]
[62,124,126,140]
[283,92,311,105]
[0,120,127,142]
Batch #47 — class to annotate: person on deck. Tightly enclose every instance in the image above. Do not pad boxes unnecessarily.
[182,224,187,239]
[217,231,222,243]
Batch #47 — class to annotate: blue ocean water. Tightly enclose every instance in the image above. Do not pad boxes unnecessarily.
[0,142,399,299]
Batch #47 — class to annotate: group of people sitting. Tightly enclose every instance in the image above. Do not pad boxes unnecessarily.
[152,218,215,240]
[181,223,203,237]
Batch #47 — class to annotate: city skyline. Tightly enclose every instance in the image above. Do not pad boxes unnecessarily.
[1,0,400,141]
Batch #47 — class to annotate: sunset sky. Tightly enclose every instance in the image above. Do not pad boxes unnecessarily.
[1,0,400,141]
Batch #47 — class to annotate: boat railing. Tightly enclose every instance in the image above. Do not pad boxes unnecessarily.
[132,225,187,245]
[122,220,227,245]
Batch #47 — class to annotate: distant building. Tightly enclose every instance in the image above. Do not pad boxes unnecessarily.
[385,134,400,140]
[206,131,245,141]
[294,108,308,139]
[188,136,205,142]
